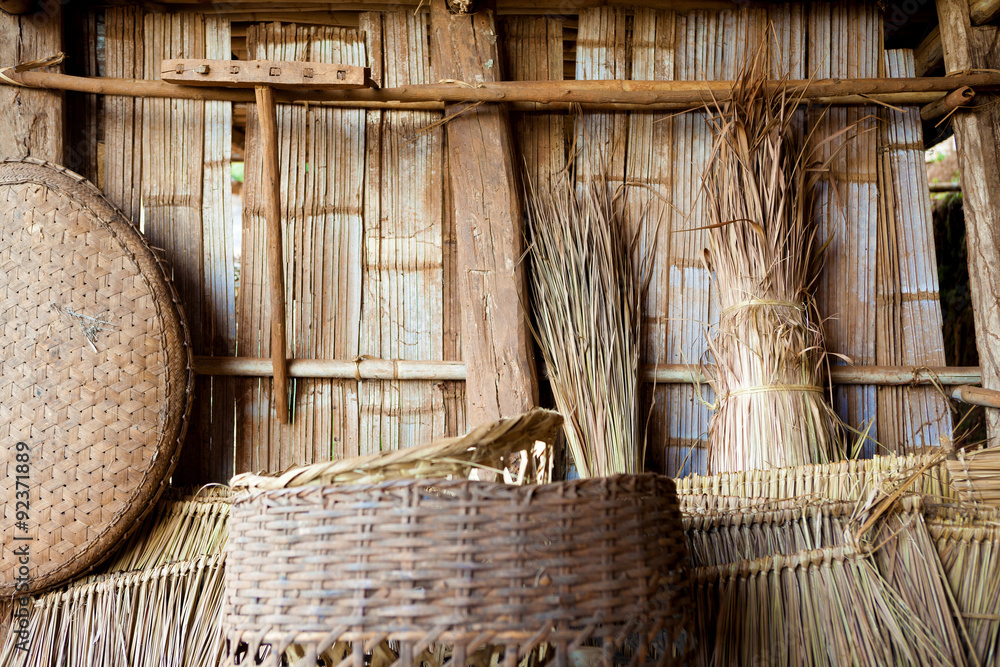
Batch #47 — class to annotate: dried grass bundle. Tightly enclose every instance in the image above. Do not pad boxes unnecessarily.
[927,505,1000,665]
[695,545,955,667]
[702,50,841,473]
[0,490,231,667]
[947,446,1000,506]
[526,174,654,478]
[683,494,971,666]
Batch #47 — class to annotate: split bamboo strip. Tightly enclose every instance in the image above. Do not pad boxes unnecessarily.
[875,49,953,454]
[694,544,956,667]
[141,13,236,484]
[237,23,367,471]
[675,450,955,501]
[358,12,456,454]
[947,446,1000,506]
[808,1,881,456]
[103,6,144,222]
[926,505,1000,665]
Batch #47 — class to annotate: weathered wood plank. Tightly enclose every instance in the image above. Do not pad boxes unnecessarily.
[162,58,368,88]
[429,0,539,428]
[0,6,63,162]
[876,48,953,452]
[936,0,1000,442]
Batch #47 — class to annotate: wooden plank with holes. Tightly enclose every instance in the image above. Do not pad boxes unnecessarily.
[429,0,539,428]
[161,58,369,88]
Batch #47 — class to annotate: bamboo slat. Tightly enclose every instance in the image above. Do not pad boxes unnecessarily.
[876,49,953,454]
[237,23,366,471]
[499,17,565,196]
[808,1,881,456]
[359,12,455,453]
[103,6,144,221]
[141,13,235,484]
[64,6,101,182]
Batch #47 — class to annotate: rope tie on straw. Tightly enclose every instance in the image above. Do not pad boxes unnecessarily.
[0,51,65,87]
[720,298,804,319]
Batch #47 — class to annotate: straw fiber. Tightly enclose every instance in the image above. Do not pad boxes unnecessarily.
[225,475,691,666]
[0,158,192,595]
[0,489,231,667]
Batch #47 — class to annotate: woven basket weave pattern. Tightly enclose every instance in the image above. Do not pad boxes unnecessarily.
[0,159,192,594]
[225,475,690,665]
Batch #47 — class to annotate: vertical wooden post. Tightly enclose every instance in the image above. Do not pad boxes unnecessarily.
[935,0,1000,441]
[254,84,290,424]
[430,0,539,426]
[0,4,63,161]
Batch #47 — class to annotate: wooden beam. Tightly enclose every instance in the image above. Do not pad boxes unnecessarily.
[161,58,369,89]
[936,0,1000,440]
[919,85,974,120]
[971,0,1000,25]
[7,69,1000,108]
[0,8,62,161]
[914,26,944,76]
[192,356,985,387]
[253,84,290,424]
[429,0,538,426]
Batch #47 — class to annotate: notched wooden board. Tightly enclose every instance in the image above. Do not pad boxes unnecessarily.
[161,58,371,89]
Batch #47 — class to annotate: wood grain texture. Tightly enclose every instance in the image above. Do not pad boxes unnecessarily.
[0,6,63,162]
[936,0,1000,441]
[876,49,953,453]
[103,6,144,220]
[140,13,235,483]
[238,23,366,470]
[429,0,539,428]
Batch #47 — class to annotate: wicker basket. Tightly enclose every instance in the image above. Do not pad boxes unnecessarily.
[225,475,692,666]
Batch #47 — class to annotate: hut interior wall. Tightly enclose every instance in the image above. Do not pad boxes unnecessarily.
[72,1,951,481]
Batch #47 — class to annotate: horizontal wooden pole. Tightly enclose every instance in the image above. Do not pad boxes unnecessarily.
[951,384,1000,408]
[920,86,974,121]
[930,182,962,192]
[193,356,983,387]
[8,70,1000,109]
[970,0,1000,24]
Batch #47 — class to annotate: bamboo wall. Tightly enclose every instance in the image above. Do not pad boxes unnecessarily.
[83,1,951,482]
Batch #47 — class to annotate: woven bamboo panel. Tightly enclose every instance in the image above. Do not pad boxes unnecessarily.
[0,159,192,595]
[225,475,691,666]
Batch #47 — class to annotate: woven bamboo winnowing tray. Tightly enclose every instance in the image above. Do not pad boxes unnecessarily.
[225,475,692,667]
[0,159,192,595]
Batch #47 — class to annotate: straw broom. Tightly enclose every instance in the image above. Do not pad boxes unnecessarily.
[525,173,654,478]
[702,49,842,474]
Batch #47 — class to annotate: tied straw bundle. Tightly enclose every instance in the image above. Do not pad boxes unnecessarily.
[525,173,655,479]
[702,48,842,474]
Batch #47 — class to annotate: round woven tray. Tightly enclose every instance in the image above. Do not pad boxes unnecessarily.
[225,474,691,666]
[0,159,192,595]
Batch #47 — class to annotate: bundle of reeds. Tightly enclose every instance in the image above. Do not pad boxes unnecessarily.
[682,494,971,666]
[926,504,1000,665]
[947,446,1000,506]
[702,51,840,473]
[0,489,230,667]
[525,174,654,478]
[695,544,955,667]
[675,450,954,503]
